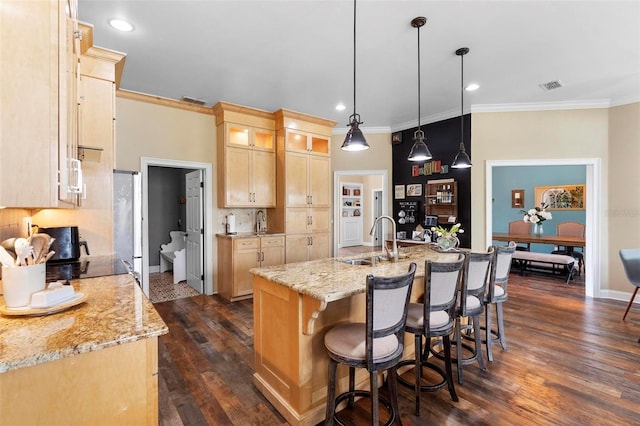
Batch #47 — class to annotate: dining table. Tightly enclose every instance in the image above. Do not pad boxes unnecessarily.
[492,232,585,248]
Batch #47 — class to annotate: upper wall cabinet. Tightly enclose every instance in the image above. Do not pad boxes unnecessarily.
[214,102,276,208]
[0,0,82,208]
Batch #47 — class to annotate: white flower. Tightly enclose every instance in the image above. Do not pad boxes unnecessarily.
[529,215,540,224]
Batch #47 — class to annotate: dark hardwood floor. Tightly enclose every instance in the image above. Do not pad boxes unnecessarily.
[153,272,640,425]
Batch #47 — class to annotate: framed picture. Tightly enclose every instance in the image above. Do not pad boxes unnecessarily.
[511,189,524,208]
[394,185,405,200]
[391,132,403,145]
[406,184,422,197]
[535,184,585,210]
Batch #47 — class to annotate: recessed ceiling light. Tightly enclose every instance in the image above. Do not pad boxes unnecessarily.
[465,83,479,91]
[335,103,346,111]
[109,19,134,32]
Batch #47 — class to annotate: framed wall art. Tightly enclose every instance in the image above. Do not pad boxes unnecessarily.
[511,189,524,208]
[534,184,585,210]
[406,183,422,197]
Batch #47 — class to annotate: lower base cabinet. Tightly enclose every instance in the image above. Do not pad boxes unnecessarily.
[217,235,285,301]
[0,338,159,425]
[285,232,329,263]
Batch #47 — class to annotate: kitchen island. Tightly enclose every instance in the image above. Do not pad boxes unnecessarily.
[250,245,459,426]
[0,272,168,425]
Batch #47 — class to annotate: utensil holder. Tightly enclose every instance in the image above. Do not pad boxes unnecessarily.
[2,263,46,308]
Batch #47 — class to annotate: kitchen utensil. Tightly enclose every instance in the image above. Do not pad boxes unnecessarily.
[29,233,52,264]
[0,246,16,267]
[14,238,34,266]
[1,238,16,255]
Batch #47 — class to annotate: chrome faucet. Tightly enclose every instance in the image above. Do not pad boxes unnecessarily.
[256,210,266,234]
[370,215,399,263]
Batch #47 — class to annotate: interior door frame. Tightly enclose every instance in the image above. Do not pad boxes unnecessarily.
[486,158,600,298]
[333,170,388,256]
[141,157,214,297]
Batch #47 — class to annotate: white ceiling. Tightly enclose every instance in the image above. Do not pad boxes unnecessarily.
[78,0,640,133]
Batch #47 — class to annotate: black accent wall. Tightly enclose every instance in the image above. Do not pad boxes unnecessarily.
[392,114,472,248]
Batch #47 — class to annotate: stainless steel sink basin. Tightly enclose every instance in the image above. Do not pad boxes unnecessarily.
[341,258,373,266]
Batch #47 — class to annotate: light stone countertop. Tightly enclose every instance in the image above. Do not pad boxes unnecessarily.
[250,245,462,303]
[0,273,168,373]
[216,232,286,239]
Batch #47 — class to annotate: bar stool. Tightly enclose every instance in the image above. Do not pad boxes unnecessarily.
[453,248,495,384]
[324,263,416,426]
[484,242,516,362]
[396,255,465,416]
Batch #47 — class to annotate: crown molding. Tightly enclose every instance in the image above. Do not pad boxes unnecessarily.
[470,99,611,113]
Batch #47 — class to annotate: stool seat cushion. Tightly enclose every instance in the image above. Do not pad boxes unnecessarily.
[494,284,505,298]
[324,323,399,360]
[406,303,450,329]
[464,295,481,310]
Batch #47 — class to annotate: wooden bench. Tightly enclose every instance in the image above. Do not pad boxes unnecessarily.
[512,251,577,284]
[160,231,187,284]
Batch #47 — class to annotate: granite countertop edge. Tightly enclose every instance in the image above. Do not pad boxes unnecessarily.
[0,274,168,373]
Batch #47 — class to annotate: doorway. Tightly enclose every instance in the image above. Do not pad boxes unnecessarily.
[333,170,388,257]
[141,157,214,298]
[486,158,601,298]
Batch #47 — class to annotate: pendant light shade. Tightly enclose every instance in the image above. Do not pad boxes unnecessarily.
[408,17,432,162]
[341,0,369,151]
[451,47,472,169]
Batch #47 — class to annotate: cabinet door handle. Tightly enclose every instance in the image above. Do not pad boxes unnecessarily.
[310,236,313,246]
[261,252,264,262]
[309,195,313,205]
[309,216,313,225]
[257,252,261,263]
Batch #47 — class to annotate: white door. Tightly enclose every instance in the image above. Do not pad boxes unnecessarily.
[341,217,363,247]
[186,170,203,293]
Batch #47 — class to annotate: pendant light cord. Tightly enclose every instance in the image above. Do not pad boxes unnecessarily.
[460,51,463,142]
[353,0,357,119]
[417,24,421,131]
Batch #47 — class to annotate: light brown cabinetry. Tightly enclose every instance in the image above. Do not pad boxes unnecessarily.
[214,102,276,208]
[0,338,159,425]
[270,109,336,263]
[425,178,458,224]
[0,0,81,207]
[217,235,285,301]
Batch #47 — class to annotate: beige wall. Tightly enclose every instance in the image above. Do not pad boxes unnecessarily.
[115,98,216,171]
[471,107,618,290]
[608,103,640,293]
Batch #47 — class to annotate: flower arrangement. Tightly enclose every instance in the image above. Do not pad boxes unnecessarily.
[431,223,464,238]
[521,203,552,224]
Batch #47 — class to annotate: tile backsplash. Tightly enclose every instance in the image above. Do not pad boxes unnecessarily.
[217,208,267,234]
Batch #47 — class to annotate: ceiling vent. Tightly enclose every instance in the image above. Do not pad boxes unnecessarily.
[539,80,564,91]
[181,96,207,106]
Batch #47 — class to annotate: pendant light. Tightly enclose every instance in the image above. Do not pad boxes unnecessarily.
[341,0,369,151]
[407,17,432,162]
[451,47,472,168]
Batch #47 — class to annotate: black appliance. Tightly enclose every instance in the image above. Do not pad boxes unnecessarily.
[45,256,129,283]
[39,226,90,262]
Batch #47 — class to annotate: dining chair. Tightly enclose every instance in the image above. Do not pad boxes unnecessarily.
[453,248,495,384]
[508,220,531,251]
[619,249,640,321]
[324,263,416,426]
[484,242,516,362]
[396,255,465,415]
[552,222,585,274]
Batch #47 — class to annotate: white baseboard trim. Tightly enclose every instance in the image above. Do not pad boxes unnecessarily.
[149,265,160,273]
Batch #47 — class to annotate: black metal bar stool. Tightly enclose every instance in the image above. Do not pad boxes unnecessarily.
[396,255,465,416]
[324,263,416,426]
